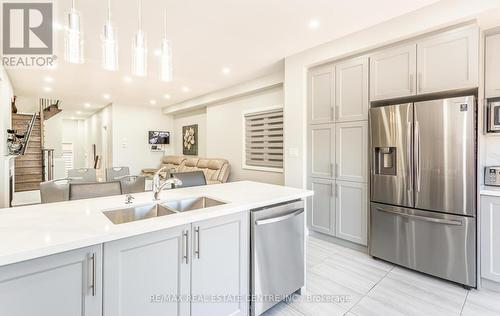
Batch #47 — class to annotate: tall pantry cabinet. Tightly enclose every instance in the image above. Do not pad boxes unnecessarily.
[307,56,369,246]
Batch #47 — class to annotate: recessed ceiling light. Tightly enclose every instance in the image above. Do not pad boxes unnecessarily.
[76,111,82,115]
[154,49,161,56]
[84,103,91,108]
[163,94,171,100]
[43,87,52,92]
[309,19,320,29]
[123,76,133,83]
[182,86,189,93]
[44,76,54,83]
[149,100,157,105]
[222,67,231,75]
[103,94,111,100]
[70,116,76,120]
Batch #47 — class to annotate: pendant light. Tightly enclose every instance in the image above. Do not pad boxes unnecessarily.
[64,0,84,64]
[101,0,118,71]
[159,9,172,82]
[132,0,147,76]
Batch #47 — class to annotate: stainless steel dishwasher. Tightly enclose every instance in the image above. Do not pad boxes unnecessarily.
[250,200,305,316]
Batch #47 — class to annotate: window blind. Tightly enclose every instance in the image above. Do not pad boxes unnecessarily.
[61,143,74,176]
[244,108,284,169]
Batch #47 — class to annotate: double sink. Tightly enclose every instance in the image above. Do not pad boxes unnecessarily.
[103,197,226,225]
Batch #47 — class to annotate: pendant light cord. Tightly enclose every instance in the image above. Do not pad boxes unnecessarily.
[107,0,111,21]
[164,8,167,37]
[138,0,142,30]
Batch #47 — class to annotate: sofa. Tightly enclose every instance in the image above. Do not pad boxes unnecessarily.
[141,155,230,185]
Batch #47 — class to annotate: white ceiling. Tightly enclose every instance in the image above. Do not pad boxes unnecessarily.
[6,0,439,119]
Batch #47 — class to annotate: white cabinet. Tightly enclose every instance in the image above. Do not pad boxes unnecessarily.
[335,121,368,183]
[307,178,335,235]
[308,124,334,179]
[103,225,191,316]
[191,212,249,316]
[0,245,102,316]
[335,56,369,121]
[335,181,367,245]
[486,33,500,98]
[103,212,249,316]
[481,196,500,283]
[308,64,334,124]
[369,44,417,101]
[416,26,479,94]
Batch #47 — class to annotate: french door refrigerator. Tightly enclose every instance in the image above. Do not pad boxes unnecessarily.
[369,95,476,288]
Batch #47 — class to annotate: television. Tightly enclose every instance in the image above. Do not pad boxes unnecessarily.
[148,131,170,145]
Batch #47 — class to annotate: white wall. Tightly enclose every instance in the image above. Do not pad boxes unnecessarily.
[82,105,113,180]
[170,77,285,185]
[173,108,207,157]
[0,66,14,208]
[111,105,174,176]
[283,0,500,188]
[206,86,284,184]
[62,119,86,169]
[44,114,63,157]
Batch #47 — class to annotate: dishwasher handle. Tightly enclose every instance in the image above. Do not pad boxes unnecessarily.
[255,208,304,226]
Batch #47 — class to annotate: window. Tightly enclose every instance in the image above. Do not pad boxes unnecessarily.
[243,106,284,172]
[61,143,74,176]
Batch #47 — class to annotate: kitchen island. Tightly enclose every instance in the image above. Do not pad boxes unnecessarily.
[0,181,312,316]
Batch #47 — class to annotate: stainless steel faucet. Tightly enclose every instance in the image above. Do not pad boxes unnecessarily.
[125,194,135,204]
[153,167,183,201]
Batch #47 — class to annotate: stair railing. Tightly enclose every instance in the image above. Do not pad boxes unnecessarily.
[42,149,54,181]
[18,113,37,156]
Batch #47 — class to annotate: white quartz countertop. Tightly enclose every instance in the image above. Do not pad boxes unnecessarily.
[0,181,313,267]
[480,186,500,197]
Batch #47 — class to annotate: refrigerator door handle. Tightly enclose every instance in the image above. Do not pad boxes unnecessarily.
[375,207,462,226]
[415,120,421,192]
[406,121,413,192]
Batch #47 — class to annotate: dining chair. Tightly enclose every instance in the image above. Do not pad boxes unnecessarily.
[170,171,207,188]
[106,167,130,181]
[68,168,97,183]
[118,175,146,194]
[40,178,71,203]
[69,181,122,201]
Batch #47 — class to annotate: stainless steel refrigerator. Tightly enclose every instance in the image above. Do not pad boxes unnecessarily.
[369,95,476,288]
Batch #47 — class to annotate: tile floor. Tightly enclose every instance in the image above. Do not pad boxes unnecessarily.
[263,236,500,316]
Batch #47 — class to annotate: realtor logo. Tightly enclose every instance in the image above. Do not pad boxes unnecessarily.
[2,2,53,55]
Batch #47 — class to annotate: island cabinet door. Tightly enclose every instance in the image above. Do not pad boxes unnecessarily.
[103,225,191,316]
[0,245,102,316]
[191,211,249,316]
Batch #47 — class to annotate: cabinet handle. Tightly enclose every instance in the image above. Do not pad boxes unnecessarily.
[88,253,96,296]
[336,106,340,120]
[330,106,334,121]
[194,227,200,259]
[182,231,189,264]
[335,184,338,198]
[330,163,334,178]
[330,183,333,197]
[409,74,414,94]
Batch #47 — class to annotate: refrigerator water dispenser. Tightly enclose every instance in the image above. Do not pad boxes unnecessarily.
[374,147,396,175]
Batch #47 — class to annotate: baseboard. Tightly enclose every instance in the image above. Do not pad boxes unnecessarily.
[481,278,500,292]
[309,230,368,253]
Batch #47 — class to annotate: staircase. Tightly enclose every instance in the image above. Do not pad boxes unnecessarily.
[12,114,43,192]
[43,103,62,120]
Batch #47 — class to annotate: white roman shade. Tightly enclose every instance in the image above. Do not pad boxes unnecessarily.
[244,108,284,169]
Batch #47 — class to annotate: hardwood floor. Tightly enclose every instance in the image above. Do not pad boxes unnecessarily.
[263,236,500,316]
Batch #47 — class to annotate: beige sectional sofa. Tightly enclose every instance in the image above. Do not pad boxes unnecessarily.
[141,155,230,185]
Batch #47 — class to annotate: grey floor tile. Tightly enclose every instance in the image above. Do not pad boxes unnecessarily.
[285,289,351,316]
[261,302,305,316]
[462,288,500,316]
[351,266,467,316]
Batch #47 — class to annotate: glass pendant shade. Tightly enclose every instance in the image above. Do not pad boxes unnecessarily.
[159,38,172,82]
[101,21,118,71]
[64,8,84,64]
[132,30,147,77]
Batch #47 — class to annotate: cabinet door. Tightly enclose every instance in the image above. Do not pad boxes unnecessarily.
[191,211,249,316]
[417,26,479,95]
[103,225,191,316]
[307,177,335,235]
[370,43,417,101]
[335,56,369,121]
[486,33,500,98]
[335,121,368,183]
[335,181,367,245]
[308,124,334,179]
[308,64,334,124]
[0,245,102,316]
[481,196,500,283]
